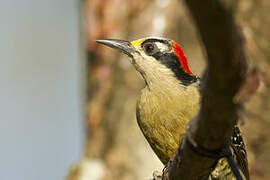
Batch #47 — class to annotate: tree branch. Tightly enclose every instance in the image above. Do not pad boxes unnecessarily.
[163,0,247,179]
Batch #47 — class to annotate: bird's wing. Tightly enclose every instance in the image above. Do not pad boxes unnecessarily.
[231,125,250,180]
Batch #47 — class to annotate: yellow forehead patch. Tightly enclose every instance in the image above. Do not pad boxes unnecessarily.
[131,38,146,47]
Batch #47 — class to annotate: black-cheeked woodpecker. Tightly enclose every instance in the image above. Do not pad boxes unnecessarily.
[96,37,249,180]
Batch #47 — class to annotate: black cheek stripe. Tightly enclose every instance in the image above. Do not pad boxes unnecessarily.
[152,53,198,86]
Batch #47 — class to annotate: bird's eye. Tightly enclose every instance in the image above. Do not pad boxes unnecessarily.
[143,43,158,55]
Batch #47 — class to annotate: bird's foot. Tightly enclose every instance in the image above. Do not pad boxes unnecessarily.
[149,170,162,180]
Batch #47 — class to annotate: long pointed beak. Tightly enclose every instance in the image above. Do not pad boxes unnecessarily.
[95,39,135,57]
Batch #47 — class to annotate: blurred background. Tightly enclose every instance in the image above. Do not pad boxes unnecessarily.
[1,0,269,180]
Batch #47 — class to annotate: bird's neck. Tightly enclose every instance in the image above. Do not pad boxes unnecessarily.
[143,72,195,94]
[139,78,201,125]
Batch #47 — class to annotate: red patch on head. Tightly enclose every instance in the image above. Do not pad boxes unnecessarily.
[172,41,193,75]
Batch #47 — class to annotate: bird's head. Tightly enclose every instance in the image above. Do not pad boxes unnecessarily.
[96,37,198,88]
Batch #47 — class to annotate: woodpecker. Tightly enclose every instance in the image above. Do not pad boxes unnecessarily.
[96,37,249,180]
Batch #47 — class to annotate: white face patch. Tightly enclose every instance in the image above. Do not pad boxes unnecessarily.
[155,42,170,52]
[132,50,183,90]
